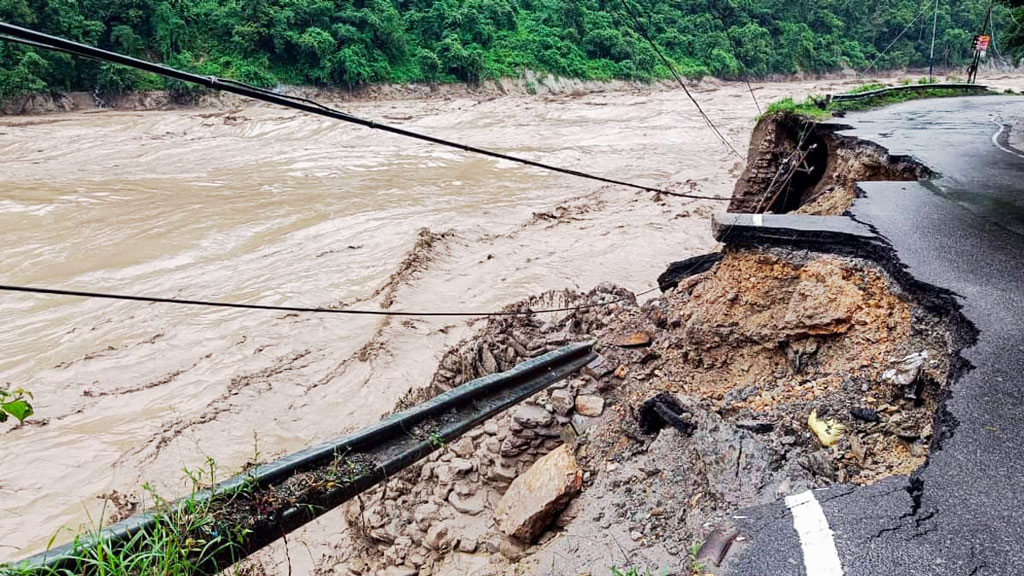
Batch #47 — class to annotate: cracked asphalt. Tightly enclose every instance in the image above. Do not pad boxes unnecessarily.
[721,95,1024,576]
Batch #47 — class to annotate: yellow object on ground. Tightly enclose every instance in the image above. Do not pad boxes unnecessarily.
[808,410,845,447]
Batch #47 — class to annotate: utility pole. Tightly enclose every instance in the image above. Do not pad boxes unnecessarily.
[929,0,939,79]
[968,1,994,84]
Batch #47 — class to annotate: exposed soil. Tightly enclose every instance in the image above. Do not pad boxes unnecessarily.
[325,244,966,576]
[729,113,932,215]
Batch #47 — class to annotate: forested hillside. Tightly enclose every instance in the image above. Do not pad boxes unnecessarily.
[0,0,1013,102]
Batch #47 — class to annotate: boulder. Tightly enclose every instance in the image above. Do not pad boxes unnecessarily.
[575,395,605,417]
[493,444,582,542]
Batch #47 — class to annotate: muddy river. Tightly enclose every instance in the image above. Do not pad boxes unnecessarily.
[2,74,1016,562]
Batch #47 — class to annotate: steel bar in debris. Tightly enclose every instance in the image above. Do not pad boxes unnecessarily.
[829,83,989,104]
[13,342,596,574]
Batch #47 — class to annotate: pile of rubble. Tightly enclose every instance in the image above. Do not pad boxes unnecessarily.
[341,245,961,575]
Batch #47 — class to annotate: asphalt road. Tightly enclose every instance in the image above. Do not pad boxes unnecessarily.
[723,95,1024,576]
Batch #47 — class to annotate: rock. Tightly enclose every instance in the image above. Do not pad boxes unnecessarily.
[549,388,575,416]
[630,530,643,541]
[383,566,418,576]
[614,365,628,379]
[583,354,613,378]
[483,437,500,454]
[614,332,652,348]
[457,537,478,553]
[450,437,475,457]
[693,413,772,506]
[434,464,454,485]
[736,420,774,434]
[491,462,519,483]
[483,420,500,435]
[498,536,529,561]
[494,445,583,542]
[697,527,739,567]
[512,404,554,428]
[413,503,438,530]
[424,522,450,550]
[481,345,499,373]
[450,458,473,474]
[575,395,605,417]
[448,490,487,515]
[850,407,880,422]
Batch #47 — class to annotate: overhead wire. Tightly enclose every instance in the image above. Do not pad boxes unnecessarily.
[862,0,939,76]
[0,284,665,318]
[0,22,728,202]
[615,0,745,160]
[0,22,747,321]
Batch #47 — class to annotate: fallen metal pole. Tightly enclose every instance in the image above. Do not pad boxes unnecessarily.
[11,342,595,574]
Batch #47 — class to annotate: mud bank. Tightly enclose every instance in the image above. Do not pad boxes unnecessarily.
[0,72,664,115]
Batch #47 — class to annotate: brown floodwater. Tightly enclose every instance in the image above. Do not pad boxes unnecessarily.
[3,74,1017,563]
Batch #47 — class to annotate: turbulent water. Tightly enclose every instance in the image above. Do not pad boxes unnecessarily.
[1,75,1002,561]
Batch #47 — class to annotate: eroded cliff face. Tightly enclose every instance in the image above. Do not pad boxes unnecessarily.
[326,245,967,576]
[729,113,931,215]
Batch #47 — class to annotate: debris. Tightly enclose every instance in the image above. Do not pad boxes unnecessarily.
[511,404,554,429]
[657,252,724,292]
[638,393,696,435]
[575,395,605,417]
[697,527,739,567]
[614,365,628,379]
[493,445,582,542]
[850,407,880,422]
[849,434,866,463]
[694,414,772,505]
[736,420,775,434]
[614,332,652,348]
[881,351,929,400]
[447,490,486,515]
[549,388,575,416]
[808,410,845,447]
[583,354,613,378]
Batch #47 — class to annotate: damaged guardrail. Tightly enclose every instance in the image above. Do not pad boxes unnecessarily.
[828,82,989,104]
[12,342,596,575]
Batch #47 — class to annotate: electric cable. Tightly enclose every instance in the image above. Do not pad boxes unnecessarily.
[0,283,664,318]
[0,22,730,202]
[616,0,745,160]
[862,0,939,76]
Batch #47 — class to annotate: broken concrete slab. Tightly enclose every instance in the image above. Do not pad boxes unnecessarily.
[493,444,582,542]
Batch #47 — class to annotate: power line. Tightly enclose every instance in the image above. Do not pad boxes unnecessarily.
[617,0,745,160]
[0,22,729,202]
[746,79,763,115]
[0,283,663,318]
[863,0,939,76]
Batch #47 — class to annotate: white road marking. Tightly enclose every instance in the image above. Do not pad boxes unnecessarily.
[786,490,845,576]
[753,214,764,226]
[990,118,1024,160]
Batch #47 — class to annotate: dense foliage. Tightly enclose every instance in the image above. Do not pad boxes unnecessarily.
[0,0,1011,102]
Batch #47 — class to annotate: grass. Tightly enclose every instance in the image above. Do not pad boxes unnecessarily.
[0,459,248,576]
[761,79,992,121]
